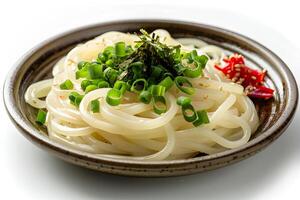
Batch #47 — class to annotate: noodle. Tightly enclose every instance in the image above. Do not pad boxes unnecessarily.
[24,30,260,161]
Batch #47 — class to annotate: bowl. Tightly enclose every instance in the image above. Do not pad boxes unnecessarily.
[3,19,298,177]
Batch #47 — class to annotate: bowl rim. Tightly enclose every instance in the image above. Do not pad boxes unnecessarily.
[3,19,299,167]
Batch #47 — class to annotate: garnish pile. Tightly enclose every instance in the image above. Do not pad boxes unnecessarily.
[60,29,210,127]
[215,54,274,99]
[35,30,274,126]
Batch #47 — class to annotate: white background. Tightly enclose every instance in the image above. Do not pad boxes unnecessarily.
[1,0,299,199]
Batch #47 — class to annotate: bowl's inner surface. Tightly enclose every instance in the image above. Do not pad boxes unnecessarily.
[16,21,285,159]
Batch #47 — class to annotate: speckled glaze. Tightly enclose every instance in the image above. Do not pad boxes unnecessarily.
[3,20,298,177]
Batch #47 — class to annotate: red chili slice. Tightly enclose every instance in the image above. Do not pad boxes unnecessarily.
[215,54,274,99]
[247,86,274,99]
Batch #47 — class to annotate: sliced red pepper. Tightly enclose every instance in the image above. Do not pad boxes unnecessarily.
[247,86,274,99]
[215,54,274,99]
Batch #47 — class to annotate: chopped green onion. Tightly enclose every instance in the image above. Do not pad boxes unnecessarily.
[149,85,166,96]
[153,96,167,114]
[103,46,115,58]
[184,50,196,63]
[198,110,210,123]
[91,99,100,113]
[106,88,122,106]
[113,81,127,95]
[176,96,192,106]
[174,76,195,95]
[59,79,73,90]
[85,85,98,93]
[105,59,114,67]
[97,53,107,63]
[173,46,181,61]
[97,81,110,88]
[69,92,78,102]
[191,50,198,59]
[115,42,126,57]
[74,97,83,107]
[131,78,148,93]
[139,90,152,104]
[69,92,84,107]
[192,110,210,127]
[81,80,91,91]
[182,51,208,78]
[130,62,144,79]
[72,31,212,123]
[130,61,144,69]
[158,76,173,90]
[182,103,197,122]
[183,65,202,78]
[87,63,103,79]
[76,69,88,79]
[36,109,47,125]
[80,79,103,91]
[90,79,103,86]
[78,61,88,70]
[194,55,208,68]
[183,55,208,78]
[104,67,118,86]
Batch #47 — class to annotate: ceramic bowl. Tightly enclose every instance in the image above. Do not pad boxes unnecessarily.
[3,20,298,177]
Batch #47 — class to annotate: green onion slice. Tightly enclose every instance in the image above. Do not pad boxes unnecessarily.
[75,96,83,106]
[139,90,152,104]
[76,69,88,79]
[90,79,104,85]
[69,92,78,102]
[174,76,195,95]
[87,63,103,79]
[106,88,122,106]
[158,76,173,90]
[131,78,148,93]
[113,81,127,95]
[104,67,118,86]
[181,103,198,122]
[97,81,110,88]
[77,61,88,70]
[182,51,208,78]
[115,42,126,57]
[194,55,208,68]
[81,80,91,91]
[192,110,210,127]
[91,99,100,113]
[105,59,115,67]
[103,46,115,58]
[69,92,84,107]
[36,109,47,125]
[176,96,192,106]
[130,62,144,79]
[153,96,167,114]
[183,64,202,78]
[149,85,166,96]
[60,79,73,90]
[184,55,208,78]
[130,61,144,69]
[85,85,98,93]
[97,53,106,63]
[80,79,103,91]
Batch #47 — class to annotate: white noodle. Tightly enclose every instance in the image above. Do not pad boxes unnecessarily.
[24,30,260,161]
